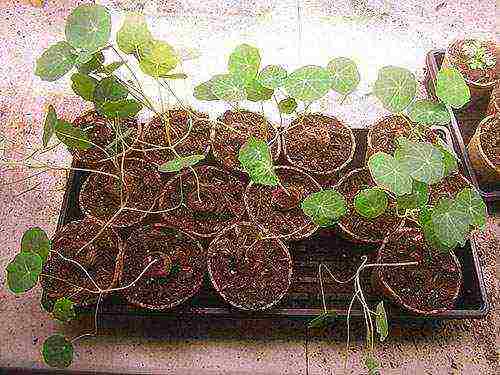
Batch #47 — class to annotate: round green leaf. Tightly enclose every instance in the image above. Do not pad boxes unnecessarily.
[75,51,93,65]
[52,297,76,323]
[210,74,247,102]
[93,77,128,104]
[42,334,74,368]
[98,99,142,119]
[245,79,273,102]
[65,4,111,53]
[76,52,104,74]
[431,198,469,248]
[71,73,98,102]
[278,97,298,114]
[435,67,471,109]
[283,65,333,102]
[42,105,57,148]
[228,44,261,83]
[6,252,42,294]
[238,137,279,186]
[419,206,452,252]
[35,41,76,81]
[454,187,487,229]
[435,143,458,176]
[257,65,288,89]
[21,227,50,264]
[395,137,444,184]
[327,57,360,95]
[368,152,412,196]
[159,154,205,173]
[375,301,388,342]
[301,189,347,227]
[408,99,451,126]
[374,66,417,113]
[193,79,219,101]
[116,13,153,55]
[354,188,388,219]
[397,180,429,210]
[137,40,178,77]
[55,120,92,150]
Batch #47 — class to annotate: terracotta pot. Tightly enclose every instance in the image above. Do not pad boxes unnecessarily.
[487,81,500,116]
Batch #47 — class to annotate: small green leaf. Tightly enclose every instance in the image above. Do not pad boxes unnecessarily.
[35,41,76,81]
[210,74,247,102]
[308,311,337,328]
[374,66,417,113]
[436,67,471,109]
[327,57,360,95]
[435,143,458,176]
[116,13,153,55]
[454,188,487,229]
[71,73,98,102]
[159,154,205,173]
[354,188,388,219]
[418,206,453,252]
[301,189,347,227]
[278,98,298,114]
[52,297,76,323]
[193,79,219,101]
[76,52,104,74]
[55,120,92,150]
[431,198,469,248]
[228,44,261,83]
[368,152,412,196]
[93,76,128,104]
[42,105,57,148]
[99,99,142,119]
[161,73,188,80]
[245,79,273,102]
[75,51,93,65]
[98,62,124,74]
[397,180,429,210]
[283,65,333,102]
[375,301,388,342]
[65,4,111,53]
[21,227,50,264]
[238,137,279,186]
[257,65,288,89]
[395,137,444,184]
[408,99,451,126]
[365,355,380,374]
[6,252,42,294]
[137,39,179,77]
[42,334,74,368]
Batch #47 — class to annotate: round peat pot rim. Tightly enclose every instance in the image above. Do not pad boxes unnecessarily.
[374,227,463,316]
[244,165,321,241]
[469,115,498,171]
[78,158,162,228]
[122,224,206,311]
[207,221,293,311]
[282,113,356,175]
[158,165,245,238]
[366,114,413,157]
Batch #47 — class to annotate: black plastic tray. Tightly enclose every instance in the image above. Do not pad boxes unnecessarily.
[425,49,499,208]
[56,129,490,320]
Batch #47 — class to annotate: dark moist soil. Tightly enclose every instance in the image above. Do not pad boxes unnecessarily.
[335,168,402,243]
[212,110,279,171]
[142,109,211,166]
[428,172,471,206]
[158,165,246,237]
[479,115,500,167]
[72,111,140,165]
[79,158,161,227]
[284,114,354,174]
[244,166,321,241]
[448,39,497,85]
[208,222,292,310]
[375,227,462,313]
[120,225,206,310]
[40,219,122,307]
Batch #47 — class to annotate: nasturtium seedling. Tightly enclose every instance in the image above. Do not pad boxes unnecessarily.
[55,120,92,150]
[21,227,50,264]
[435,143,458,177]
[65,4,111,54]
[301,189,347,227]
[238,137,279,186]
[375,301,388,342]
[453,188,487,229]
[71,73,98,102]
[116,13,153,55]
[99,99,142,119]
[283,65,333,102]
[158,154,205,173]
[278,97,298,114]
[431,197,469,248]
[396,180,429,211]
[418,206,452,252]
[42,334,74,368]
[76,52,104,74]
[137,40,179,77]
[373,66,417,113]
[228,44,261,84]
[245,79,273,102]
[193,79,219,101]
[354,188,388,219]
[326,57,360,95]
[307,310,337,328]
[408,99,451,126]
[42,105,58,148]
[35,41,76,82]
[210,74,247,102]
[435,67,471,109]
[6,252,43,294]
[52,297,76,323]
[368,152,412,196]
[257,64,288,89]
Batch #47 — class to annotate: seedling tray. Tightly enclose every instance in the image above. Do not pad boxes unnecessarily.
[425,49,499,209]
[56,129,489,320]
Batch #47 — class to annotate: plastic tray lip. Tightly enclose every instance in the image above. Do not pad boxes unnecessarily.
[55,131,490,321]
[425,49,499,201]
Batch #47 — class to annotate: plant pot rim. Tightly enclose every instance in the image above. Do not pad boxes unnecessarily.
[282,112,356,175]
[207,221,293,311]
[374,226,463,316]
[470,115,498,171]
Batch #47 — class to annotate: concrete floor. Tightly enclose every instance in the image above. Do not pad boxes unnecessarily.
[0,0,498,373]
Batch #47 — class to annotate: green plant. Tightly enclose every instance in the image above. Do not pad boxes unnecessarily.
[461,39,496,70]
